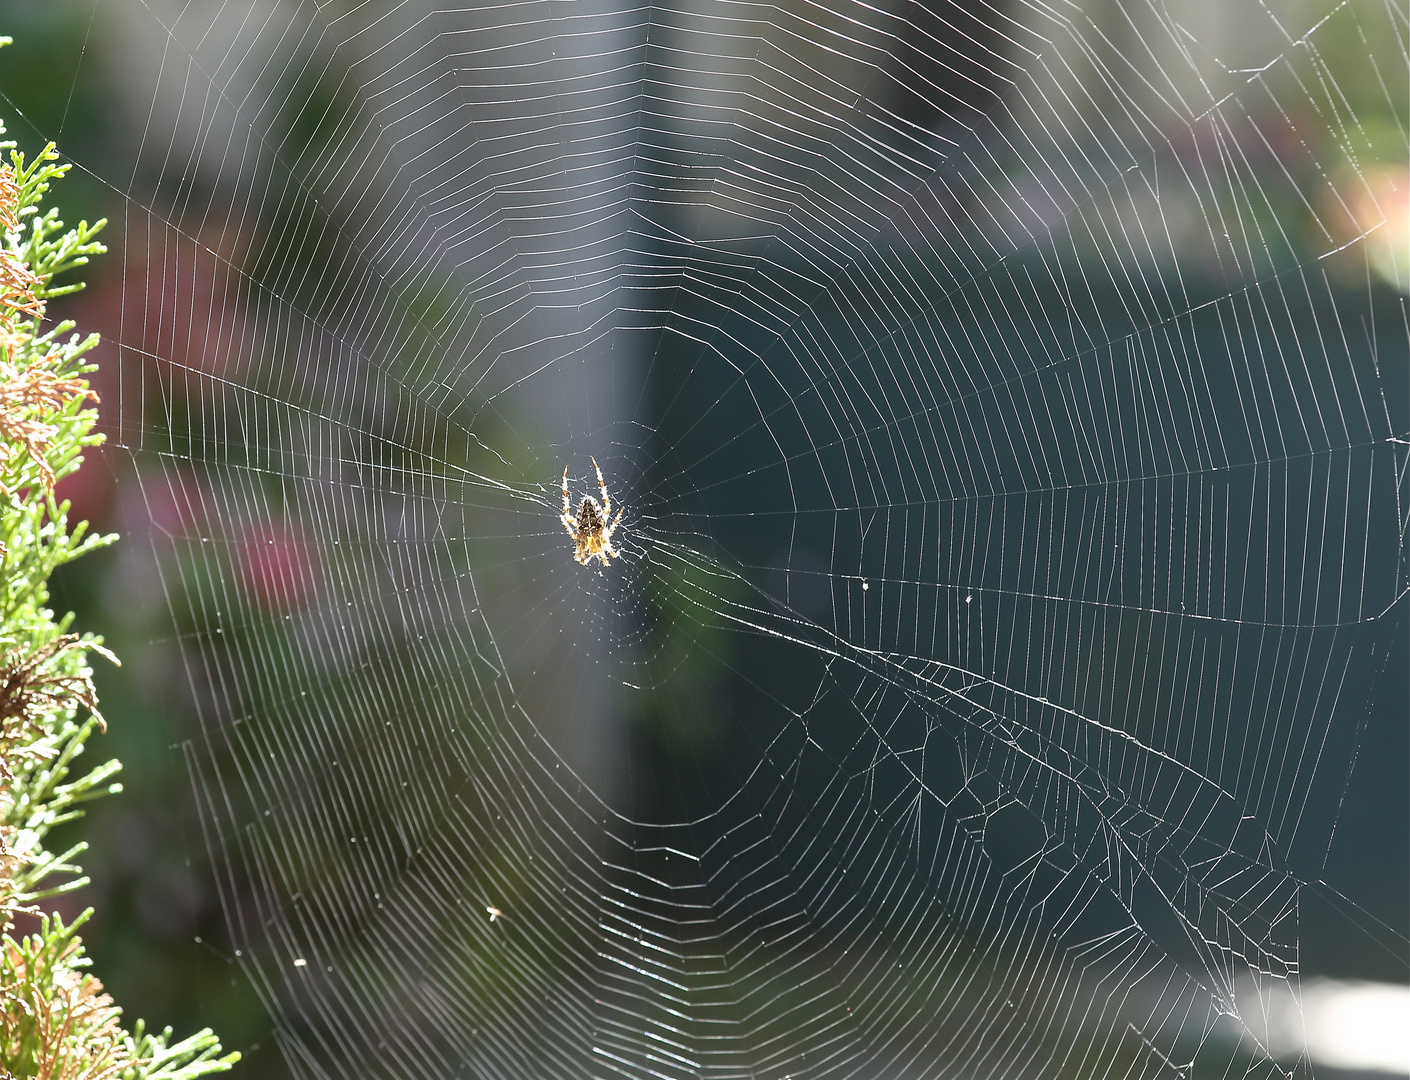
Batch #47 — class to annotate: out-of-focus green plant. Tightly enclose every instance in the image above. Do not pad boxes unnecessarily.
[0,38,238,1079]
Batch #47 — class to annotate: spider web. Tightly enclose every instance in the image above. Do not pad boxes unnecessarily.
[19,0,1410,1075]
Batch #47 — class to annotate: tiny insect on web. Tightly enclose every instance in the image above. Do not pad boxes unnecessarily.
[561,457,625,566]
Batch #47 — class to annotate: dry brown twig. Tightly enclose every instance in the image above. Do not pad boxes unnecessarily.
[1,933,128,1080]
[0,164,41,321]
[0,164,18,232]
[0,364,97,494]
[0,635,112,786]
[0,163,98,495]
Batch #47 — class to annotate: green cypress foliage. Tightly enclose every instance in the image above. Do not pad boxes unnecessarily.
[0,41,239,1079]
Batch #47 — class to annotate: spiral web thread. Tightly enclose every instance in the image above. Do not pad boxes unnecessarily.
[44,0,1410,1076]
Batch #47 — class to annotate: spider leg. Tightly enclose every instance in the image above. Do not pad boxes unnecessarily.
[597,508,625,561]
[591,456,610,518]
[561,467,581,538]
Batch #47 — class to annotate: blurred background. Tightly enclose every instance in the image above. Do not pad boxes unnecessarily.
[0,0,1404,1076]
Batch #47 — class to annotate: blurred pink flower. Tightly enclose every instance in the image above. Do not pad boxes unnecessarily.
[239,519,318,612]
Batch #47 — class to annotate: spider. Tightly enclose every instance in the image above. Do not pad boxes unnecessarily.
[561,457,625,566]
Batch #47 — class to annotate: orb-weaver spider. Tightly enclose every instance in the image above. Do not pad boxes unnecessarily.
[561,457,625,566]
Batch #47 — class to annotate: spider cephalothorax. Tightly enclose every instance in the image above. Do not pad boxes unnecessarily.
[561,457,624,566]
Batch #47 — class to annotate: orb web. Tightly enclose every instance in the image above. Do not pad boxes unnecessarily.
[21,0,1409,1076]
